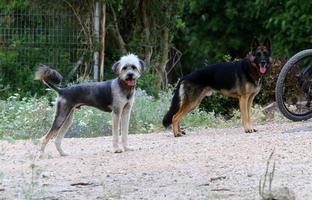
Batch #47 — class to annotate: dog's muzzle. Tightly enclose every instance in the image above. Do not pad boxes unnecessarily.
[125,78,136,87]
[124,73,136,87]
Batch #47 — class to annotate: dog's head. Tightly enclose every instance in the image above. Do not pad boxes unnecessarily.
[112,53,145,87]
[248,38,272,75]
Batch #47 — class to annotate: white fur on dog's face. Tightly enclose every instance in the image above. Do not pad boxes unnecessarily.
[112,54,144,74]
[119,54,142,72]
[112,53,145,87]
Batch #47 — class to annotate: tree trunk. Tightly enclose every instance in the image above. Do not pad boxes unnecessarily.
[99,2,106,81]
[93,1,100,81]
[110,4,127,54]
[141,0,152,66]
[157,27,169,89]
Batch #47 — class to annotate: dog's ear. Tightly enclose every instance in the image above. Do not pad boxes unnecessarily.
[139,59,145,74]
[112,61,120,74]
[263,37,271,51]
[251,37,260,51]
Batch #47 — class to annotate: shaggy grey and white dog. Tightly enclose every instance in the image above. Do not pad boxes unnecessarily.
[35,54,145,157]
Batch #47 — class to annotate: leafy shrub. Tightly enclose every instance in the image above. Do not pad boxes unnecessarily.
[137,72,160,97]
[0,93,54,139]
[0,88,276,140]
[199,94,238,116]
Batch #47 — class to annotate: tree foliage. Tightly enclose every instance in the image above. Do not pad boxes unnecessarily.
[255,0,312,56]
[0,0,311,107]
[177,1,263,69]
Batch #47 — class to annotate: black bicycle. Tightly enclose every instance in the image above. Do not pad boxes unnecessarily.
[275,49,312,121]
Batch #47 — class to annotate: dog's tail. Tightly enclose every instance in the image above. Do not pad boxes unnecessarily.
[34,65,63,93]
[162,80,183,127]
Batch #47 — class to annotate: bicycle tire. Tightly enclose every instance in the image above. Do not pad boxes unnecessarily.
[275,49,312,121]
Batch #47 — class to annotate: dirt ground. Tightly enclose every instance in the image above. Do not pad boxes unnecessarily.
[1,120,312,200]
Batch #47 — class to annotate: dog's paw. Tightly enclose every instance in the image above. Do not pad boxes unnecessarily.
[245,128,257,133]
[113,148,123,153]
[174,132,183,137]
[181,130,186,135]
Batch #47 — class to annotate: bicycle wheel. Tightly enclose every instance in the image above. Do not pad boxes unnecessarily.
[275,49,312,121]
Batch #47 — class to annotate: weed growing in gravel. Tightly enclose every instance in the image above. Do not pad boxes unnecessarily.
[16,144,48,199]
[259,151,296,200]
[0,89,279,139]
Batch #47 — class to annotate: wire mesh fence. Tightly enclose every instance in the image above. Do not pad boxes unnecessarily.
[0,10,86,69]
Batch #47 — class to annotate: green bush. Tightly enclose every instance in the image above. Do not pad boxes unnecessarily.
[0,93,54,139]
[137,72,160,98]
[1,82,282,140]
[0,88,247,140]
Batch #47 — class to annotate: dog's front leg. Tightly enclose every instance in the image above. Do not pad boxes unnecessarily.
[247,93,257,132]
[121,103,133,151]
[112,108,122,153]
[239,95,253,133]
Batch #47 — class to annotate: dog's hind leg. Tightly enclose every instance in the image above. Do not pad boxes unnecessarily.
[172,92,206,137]
[121,103,133,151]
[54,109,74,156]
[40,100,72,157]
[172,103,192,137]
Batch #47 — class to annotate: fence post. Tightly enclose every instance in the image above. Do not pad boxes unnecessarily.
[93,1,100,81]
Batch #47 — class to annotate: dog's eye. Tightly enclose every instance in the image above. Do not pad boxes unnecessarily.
[131,66,136,70]
[256,52,261,57]
[122,66,127,71]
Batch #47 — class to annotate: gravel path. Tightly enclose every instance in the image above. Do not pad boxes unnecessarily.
[1,121,312,199]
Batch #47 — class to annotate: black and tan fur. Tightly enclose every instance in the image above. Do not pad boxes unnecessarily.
[163,38,272,136]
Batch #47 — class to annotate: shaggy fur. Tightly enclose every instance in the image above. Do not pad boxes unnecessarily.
[36,53,145,157]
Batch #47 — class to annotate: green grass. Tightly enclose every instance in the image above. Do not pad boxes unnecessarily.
[0,89,279,140]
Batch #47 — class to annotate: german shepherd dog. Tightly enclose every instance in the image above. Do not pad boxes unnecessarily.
[163,38,272,136]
